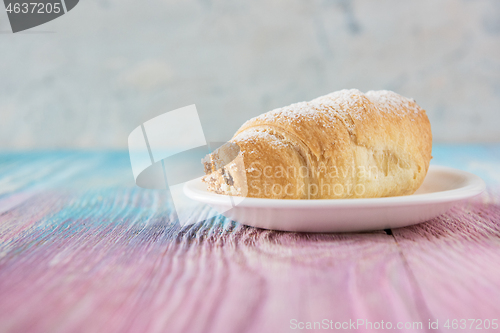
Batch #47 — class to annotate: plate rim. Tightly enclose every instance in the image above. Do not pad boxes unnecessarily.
[183,165,486,208]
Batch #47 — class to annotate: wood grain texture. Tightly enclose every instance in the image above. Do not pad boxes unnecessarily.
[0,146,499,333]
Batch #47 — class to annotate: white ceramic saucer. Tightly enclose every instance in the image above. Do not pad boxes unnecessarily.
[183,165,485,232]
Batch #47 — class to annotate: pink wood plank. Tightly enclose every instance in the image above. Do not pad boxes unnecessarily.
[392,190,500,327]
[0,190,427,333]
[1,152,499,333]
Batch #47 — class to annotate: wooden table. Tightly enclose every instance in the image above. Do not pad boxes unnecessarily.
[1,145,499,333]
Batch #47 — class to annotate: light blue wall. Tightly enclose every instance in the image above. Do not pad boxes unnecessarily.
[0,0,499,148]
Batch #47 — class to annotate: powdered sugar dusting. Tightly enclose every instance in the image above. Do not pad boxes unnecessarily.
[233,128,289,151]
[242,100,342,130]
[312,89,367,136]
[366,90,422,118]
[236,89,423,143]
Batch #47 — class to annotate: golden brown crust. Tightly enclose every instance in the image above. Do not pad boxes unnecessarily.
[202,89,432,199]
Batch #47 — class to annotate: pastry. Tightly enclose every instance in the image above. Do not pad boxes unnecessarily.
[202,89,432,199]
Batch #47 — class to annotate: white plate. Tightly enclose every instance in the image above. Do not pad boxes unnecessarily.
[183,165,485,232]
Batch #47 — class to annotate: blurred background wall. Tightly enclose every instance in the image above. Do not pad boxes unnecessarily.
[0,0,499,149]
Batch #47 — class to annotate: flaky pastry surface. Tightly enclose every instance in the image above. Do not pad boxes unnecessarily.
[203,89,432,199]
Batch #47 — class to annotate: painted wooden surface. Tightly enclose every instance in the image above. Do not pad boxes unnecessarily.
[0,145,499,333]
